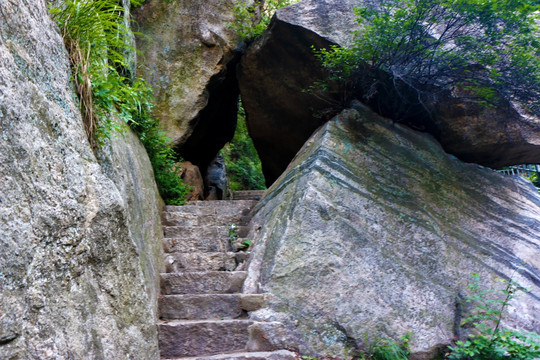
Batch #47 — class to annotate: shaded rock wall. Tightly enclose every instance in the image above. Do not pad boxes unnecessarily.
[0,1,163,358]
[244,104,540,358]
[238,0,540,184]
[237,0,361,184]
[133,0,245,174]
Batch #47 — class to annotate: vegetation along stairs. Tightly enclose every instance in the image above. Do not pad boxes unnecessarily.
[158,192,295,359]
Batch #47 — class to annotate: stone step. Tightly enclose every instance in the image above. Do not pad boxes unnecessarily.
[158,319,254,358]
[162,212,253,227]
[232,190,266,201]
[163,225,249,240]
[164,252,241,272]
[162,349,297,360]
[162,236,227,253]
[161,271,247,295]
[166,200,258,211]
[159,294,266,320]
[163,237,252,254]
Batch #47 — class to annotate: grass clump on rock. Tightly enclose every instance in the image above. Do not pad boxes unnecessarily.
[49,0,189,205]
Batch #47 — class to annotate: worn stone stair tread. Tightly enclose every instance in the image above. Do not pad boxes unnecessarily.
[158,200,295,358]
[166,200,258,211]
[158,319,254,358]
[232,190,266,201]
[159,294,266,320]
[163,225,249,239]
[161,271,247,295]
[162,236,227,253]
[162,349,296,360]
[162,213,253,227]
[164,252,238,272]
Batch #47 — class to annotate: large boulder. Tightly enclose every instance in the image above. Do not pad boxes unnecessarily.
[243,104,540,358]
[0,1,163,358]
[238,0,540,184]
[133,0,246,173]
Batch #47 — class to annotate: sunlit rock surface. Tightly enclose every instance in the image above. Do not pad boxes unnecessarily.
[244,104,540,359]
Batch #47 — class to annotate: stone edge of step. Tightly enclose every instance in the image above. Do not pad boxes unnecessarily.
[161,349,296,360]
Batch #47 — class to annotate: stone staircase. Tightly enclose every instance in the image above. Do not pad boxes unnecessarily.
[231,190,266,201]
[158,198,295,360]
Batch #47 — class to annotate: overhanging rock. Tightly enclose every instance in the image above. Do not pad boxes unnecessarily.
[243,104,540,359]
[134,0,245,173]
[238,0,540,184]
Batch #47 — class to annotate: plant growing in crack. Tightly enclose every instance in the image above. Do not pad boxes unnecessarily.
[239,239,252,250]
[447,272,540,360]
[228,224,239,249]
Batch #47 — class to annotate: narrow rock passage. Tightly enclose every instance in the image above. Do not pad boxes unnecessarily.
[158,193,295,360]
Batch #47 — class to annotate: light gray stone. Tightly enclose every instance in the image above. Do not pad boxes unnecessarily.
[169,350,297,360]
[158,319,254,358]
[0,1,163,358]
[161,272,247,295]
[244,105,540,358]
[164,252,237,272]
[159,294,245,320]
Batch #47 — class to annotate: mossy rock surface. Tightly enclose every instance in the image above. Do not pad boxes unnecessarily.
[244,104,540,359]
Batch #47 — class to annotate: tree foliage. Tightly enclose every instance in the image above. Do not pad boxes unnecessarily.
[221,101,266,191]
[317,0,540,116]
[230,0,300,40]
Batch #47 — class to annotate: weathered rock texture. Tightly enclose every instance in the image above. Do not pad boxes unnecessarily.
[238,0,540,184]
[158,201,295,359]
[180,161,205,201]
[0,1,163,358]
[133,0,246,173]
[243,104,540,358]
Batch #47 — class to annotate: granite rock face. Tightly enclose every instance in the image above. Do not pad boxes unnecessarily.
[133,0,246,173]
[0,1,162,358]
[238,0,540,184]
[244,105,540,359]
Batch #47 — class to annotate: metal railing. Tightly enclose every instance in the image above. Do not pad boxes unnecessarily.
[498,164,540,176]
[498,164,540,191]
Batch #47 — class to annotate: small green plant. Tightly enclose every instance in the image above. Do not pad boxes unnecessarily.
[240,239,252,250]
[229,0,300,40]
[447,273,540,360]
[228,224,239,248]
[359,333,411,360]
[49,0,189,205]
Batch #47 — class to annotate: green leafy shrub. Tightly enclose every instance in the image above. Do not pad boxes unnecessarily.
[524,172,540,190]
[230,0,300,40]
[49,0,189,205]
[447,273,540,360]
[221,101,266,191]
[315,0,540,116]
